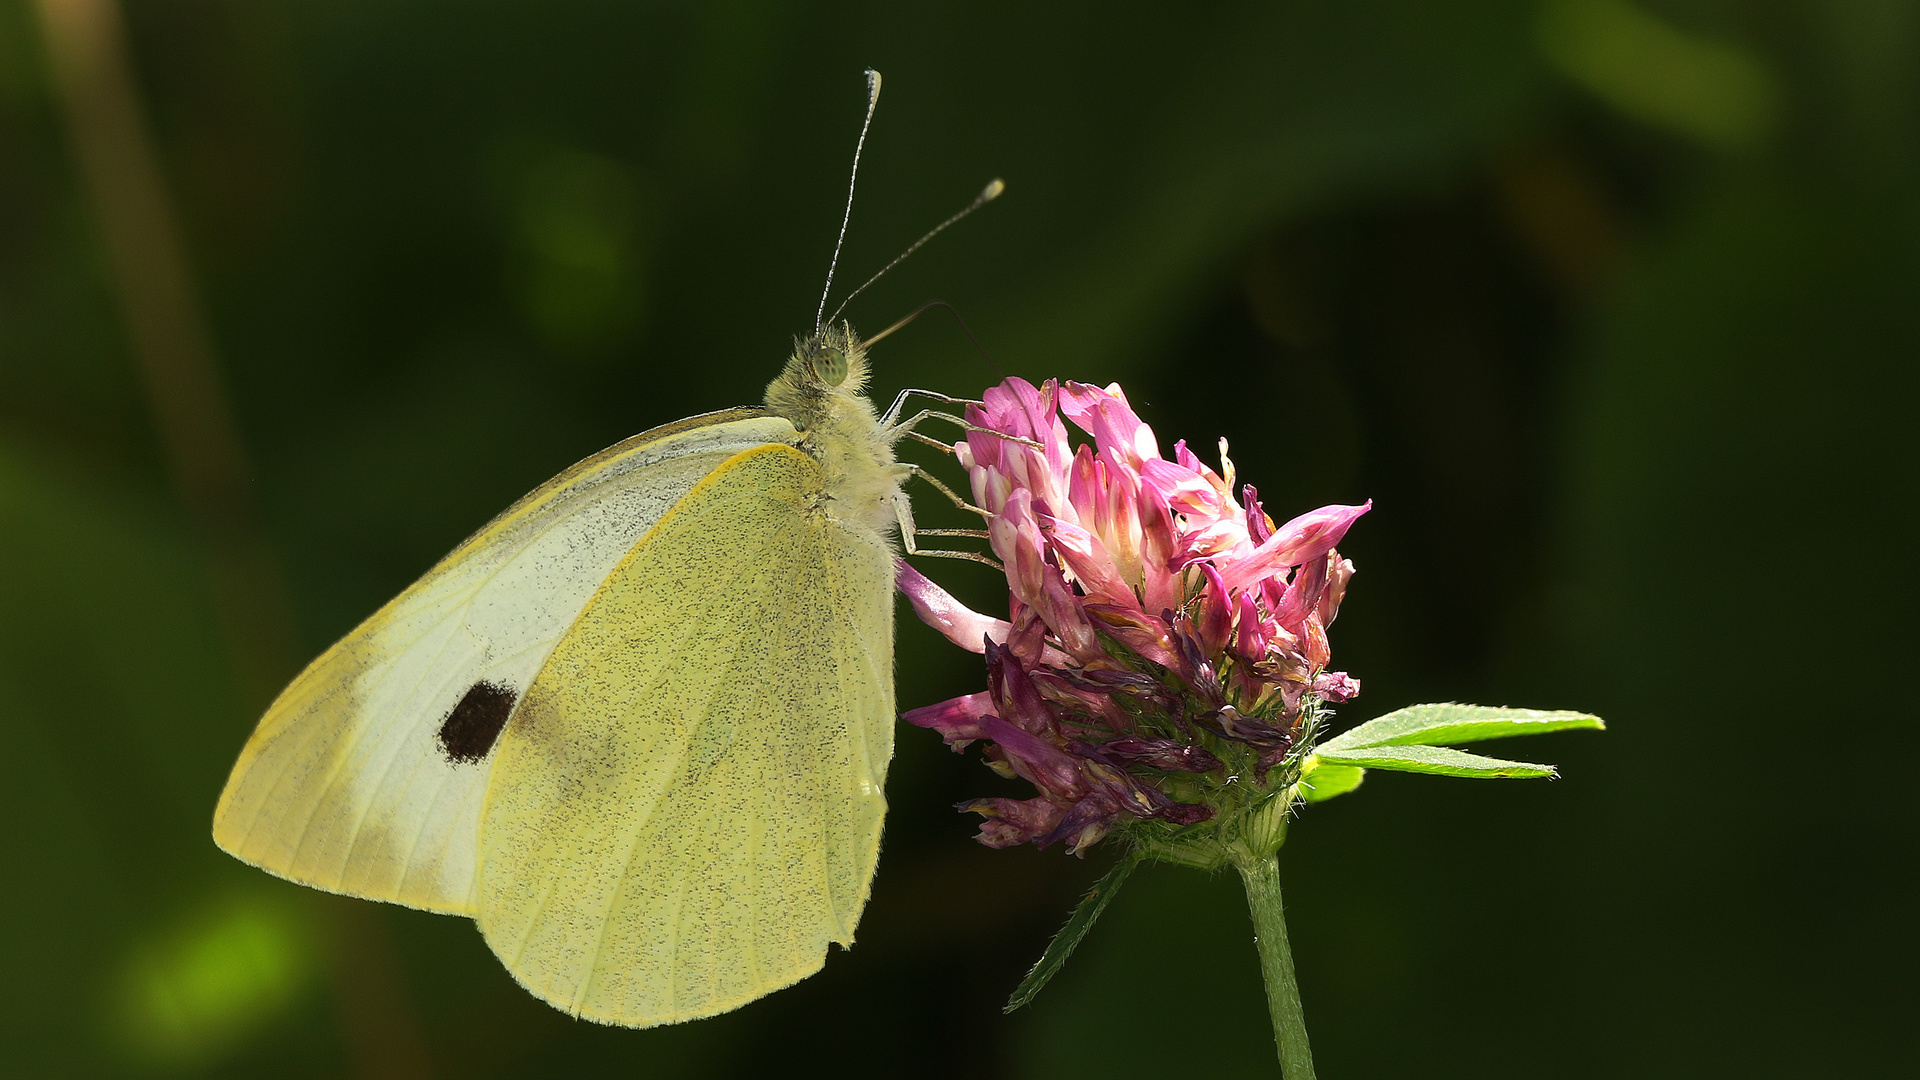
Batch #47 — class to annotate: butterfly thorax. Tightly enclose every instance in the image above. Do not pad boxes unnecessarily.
[763,323,902,541]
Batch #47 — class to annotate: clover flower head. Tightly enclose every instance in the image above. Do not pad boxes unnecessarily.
[901,377,1369,854]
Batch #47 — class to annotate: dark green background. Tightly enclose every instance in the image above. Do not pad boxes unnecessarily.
[2,0,1914,1076]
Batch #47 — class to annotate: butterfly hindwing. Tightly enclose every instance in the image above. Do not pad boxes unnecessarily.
[477,443,896,1027]
[212,409,800,914]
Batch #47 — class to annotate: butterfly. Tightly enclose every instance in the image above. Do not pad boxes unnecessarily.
[212,70,1003,1028]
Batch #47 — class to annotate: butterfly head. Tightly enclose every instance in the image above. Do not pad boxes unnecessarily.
[800,322,867,388]
[765,322,874,430]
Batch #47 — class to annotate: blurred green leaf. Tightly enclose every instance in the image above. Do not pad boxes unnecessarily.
[1312,745,1557,779]
[1537,0,1778,149]
[1318,704,1603,754]
[113,892,316,1067]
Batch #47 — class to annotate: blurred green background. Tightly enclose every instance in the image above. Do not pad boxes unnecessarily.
[2,0,1914,1076]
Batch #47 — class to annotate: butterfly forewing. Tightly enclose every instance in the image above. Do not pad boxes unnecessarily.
[212,409,798,914]
[477,443,895,1027]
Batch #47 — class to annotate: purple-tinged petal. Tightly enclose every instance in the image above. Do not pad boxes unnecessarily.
[1254,742,1295,784]
[1036,791,1122,853]
[1036,564,1100,664]
[1312,671,1361,701]
[1242,484,1274,545]
[902,691,995,749]
[1030,669,1135,728]
[1155,801,1215,826]
[1231,589,1271,666]
[1078,759,1217,829]
[1080,759,1166,817]
[1196,705,1293,752]
[1087,736,1224,773]
[1195,562,1234,660]
[1053,667,1163,692]
[1005,603,1053,667]
[976,713,1084,801]
[1170,617,1222,703]
[962,797,1068,849]
[1082,603,1180,670]
[985,639,1059,736]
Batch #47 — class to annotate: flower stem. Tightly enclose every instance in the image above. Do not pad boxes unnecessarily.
[1234,851,1316,1079]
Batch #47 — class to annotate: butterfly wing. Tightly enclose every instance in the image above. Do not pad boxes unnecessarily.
[476,442,895,1027]
[213,409,800,914]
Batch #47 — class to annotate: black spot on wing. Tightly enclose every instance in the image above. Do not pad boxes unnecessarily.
[437,682,517,765]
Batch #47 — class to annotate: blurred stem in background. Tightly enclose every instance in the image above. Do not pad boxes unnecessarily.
[30,0,292,707]
[29,0,433,1075]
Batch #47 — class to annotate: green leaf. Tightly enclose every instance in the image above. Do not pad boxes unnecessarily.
[1313,743,1557,779]
[1317,703,1603,754]
[1005,853,1139,1013]
[1298,764,1366,803]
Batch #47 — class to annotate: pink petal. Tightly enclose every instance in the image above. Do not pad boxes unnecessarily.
[1172,439,1234,503]
[1038,513,1137,610]
[965,378,1073,496]
[1072,446,1146,591]
[1215,500,1372,593]
[1273,551,1328,629]
[1320,556,1355,625]
[985,491,1099,660]
[1140,457,1228,521]
[1060,381,1162,467]
[895,560,1014,654]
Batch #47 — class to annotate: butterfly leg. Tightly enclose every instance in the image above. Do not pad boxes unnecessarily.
[885,408,1043,450]
[881,387,983,428]
[901,429,960,454]
[890,466,1002,568]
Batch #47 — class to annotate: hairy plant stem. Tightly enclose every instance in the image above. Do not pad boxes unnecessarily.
[1234,850,1316,1078]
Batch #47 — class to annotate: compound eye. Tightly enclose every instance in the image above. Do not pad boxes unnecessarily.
[812,346,849,386]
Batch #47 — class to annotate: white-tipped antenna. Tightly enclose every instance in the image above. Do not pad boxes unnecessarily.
[827,178,1005,326]
[817,69,883,332]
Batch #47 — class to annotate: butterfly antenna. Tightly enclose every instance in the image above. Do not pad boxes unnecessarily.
[828,178,1004,326]
[863,299,1000,378]
[817,69,883,332]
